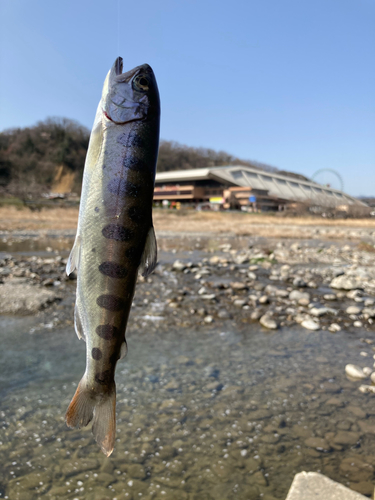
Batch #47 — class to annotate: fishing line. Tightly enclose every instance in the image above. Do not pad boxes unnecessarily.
[117,0,120,56]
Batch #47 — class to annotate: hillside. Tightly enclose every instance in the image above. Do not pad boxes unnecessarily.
[0,117,308,199]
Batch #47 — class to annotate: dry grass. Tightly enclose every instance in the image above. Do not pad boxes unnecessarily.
[0,206,79,231]
[153,210,375,229]
[1,206,375,238]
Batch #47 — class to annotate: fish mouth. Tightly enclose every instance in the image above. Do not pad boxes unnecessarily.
[112,57,151,83]
[114,57,123,76]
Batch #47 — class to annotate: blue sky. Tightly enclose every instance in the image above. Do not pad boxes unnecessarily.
[1,0,374,196]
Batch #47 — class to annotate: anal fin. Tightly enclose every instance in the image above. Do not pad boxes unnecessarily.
[74,301,86,341]
[120,341,128,360]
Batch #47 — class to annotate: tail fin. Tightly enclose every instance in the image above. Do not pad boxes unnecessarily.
[65,375,116,457]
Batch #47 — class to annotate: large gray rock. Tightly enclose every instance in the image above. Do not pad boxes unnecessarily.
[0,282,59,315]
[285,471,368,500]
[330,275,361,290]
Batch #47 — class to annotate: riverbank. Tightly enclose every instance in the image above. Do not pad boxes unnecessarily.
[1,206,375,241]
[1,221,375,498]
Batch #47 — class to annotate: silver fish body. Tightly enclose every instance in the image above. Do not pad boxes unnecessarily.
[65,57,160,456]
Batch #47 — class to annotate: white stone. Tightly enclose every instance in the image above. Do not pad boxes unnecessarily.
[359,384,375,394]
[330,275,360,290]
[345,364,366,380]
[301,319,320,331]
[310,307,330,317]
[346,305,362,315]
[289,290,310,302]
[293,277,306,287]
[363,367,372,376]
[324,293,337,301]
[371,372,375,384]
[172,260,186,271]
[259,315,278,330]
[328,323,341,332]
[285,471,368,500]
[201,294,216,301]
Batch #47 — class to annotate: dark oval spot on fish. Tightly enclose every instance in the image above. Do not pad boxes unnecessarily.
[128,206,145,223]
[95,207,100,213]
[102,224,133,241]
[96,324,118,340]
[92,347,102,360]
[123,156,147,171]
[99,261,128,279]
[97,294,125,312]
[107,178,140,198]
[95,369,112,385]
[92,248,96,252]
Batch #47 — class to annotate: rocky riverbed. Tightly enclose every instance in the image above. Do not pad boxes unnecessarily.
[1,233,375,499]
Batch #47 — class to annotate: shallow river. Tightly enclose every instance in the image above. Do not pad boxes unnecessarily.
[1,313,375,499]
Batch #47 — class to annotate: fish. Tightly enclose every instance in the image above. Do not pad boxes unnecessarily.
[65,57,160,456]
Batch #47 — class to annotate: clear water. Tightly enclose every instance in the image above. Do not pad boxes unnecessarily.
[1,315,374,499]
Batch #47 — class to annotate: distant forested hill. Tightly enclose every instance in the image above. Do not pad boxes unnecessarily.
[0,118,90,197]
[0,117,308,199]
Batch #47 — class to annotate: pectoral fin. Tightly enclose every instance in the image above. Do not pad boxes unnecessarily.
[140,226,157,277]
[66,235,81,275]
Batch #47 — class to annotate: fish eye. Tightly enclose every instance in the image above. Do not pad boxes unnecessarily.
[133,75,149,92]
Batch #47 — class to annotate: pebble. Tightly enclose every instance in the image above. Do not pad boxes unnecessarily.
[233,299,247,307]
[328,323,341,332]
[310,307,330,317]
[304,437,331,451]
[345,364,367,379]
[346,305,362,315]
[230,281,247,290]
[251,309,263,320]
[301,319,320,331]
[259,295,269,304]
[333,430,360,446]
[259,315,278,330]
[293,277,306,287]
[172,260,186,271]
[324,293,337,301]
[201,294,216,301]
[204,315,214,323]
[289,290,310,302]
[218,309,231,319]
[359,385,375,394]
[330,275,361,290]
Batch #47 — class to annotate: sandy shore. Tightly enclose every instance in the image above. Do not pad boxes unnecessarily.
[1,206,375,241]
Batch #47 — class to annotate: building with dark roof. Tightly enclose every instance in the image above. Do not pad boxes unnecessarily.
[154,165,367,211]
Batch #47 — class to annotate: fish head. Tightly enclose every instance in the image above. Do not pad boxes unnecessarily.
[102,57,160,124]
